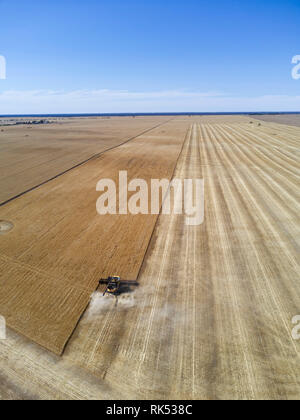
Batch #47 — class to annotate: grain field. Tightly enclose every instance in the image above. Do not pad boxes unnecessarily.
[0,116,171,204]
[0,116,299,399]
[0,118,189,354]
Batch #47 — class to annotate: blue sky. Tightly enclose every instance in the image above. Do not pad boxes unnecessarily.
[0,0,300,113]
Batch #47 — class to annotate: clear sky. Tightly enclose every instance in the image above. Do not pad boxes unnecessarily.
[0,0,299,113]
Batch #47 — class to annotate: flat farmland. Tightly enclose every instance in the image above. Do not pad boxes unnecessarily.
[0,118,189,354]
[0,116,299,400]
[251,113,300,127]
[0,116,171,204]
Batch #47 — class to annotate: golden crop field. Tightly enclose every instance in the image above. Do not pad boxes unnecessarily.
[0,116,171,205]
[0,115,299,399]
[0,117,188,354]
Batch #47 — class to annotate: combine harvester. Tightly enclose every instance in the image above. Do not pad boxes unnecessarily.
[100,276,139,298]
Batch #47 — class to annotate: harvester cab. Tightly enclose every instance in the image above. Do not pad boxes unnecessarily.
[102,276,121,296]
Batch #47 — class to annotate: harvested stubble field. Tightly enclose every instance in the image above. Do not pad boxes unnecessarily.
[0,115,299,400]
[251,113,300,127]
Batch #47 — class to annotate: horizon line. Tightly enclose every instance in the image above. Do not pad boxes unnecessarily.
[1,111,300,118]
